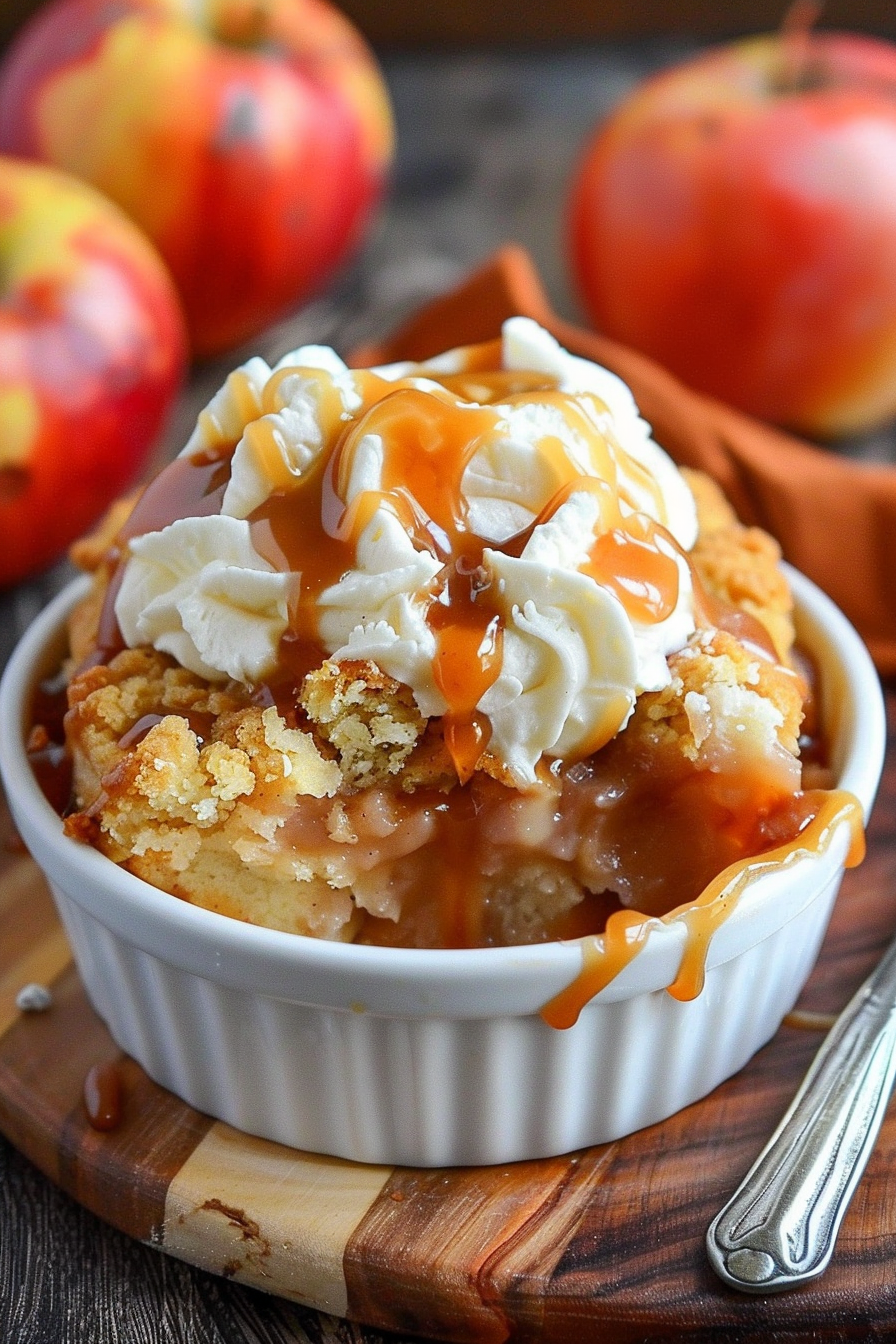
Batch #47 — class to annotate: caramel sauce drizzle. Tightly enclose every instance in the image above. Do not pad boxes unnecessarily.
[541,789,865,1029]
[197,367,263,450]
[25,724,73,816]
[117,709,216,750]
[583,515,680,625]
[83,1060,124,1132]
[93,445,237,665]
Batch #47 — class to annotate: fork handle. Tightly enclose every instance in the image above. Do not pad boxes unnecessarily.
[706,937,896,1293]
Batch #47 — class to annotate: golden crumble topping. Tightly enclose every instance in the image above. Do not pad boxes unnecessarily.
[684,468,795,662]
[629,627,804,766]
[300,659,426,787]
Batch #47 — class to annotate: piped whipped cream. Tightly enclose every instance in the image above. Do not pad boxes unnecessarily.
[115,319,700,784]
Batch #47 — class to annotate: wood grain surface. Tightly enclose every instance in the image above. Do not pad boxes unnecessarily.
[0,683,894,1343]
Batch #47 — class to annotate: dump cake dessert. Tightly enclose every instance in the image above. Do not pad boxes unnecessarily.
[50,319,852,960]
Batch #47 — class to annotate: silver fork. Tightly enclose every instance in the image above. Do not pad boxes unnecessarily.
[707,933,896,1292]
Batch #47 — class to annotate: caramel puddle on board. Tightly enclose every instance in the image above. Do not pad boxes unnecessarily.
[541,790,865,1029]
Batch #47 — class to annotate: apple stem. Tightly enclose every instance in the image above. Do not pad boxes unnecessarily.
[779,0,824,92]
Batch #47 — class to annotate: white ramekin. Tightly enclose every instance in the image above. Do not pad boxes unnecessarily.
[0,568,886,1166]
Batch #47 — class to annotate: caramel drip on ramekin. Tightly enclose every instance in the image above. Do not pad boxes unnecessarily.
[540,790,865,1029]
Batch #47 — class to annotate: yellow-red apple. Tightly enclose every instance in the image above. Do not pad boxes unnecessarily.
[568,32,896,438]
[0,156,186,586]
[0,0,394,358]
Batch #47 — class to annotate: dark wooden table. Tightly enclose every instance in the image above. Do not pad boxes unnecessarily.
[3,37,896,1344]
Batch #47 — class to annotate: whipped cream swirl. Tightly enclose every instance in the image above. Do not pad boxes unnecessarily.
[115,319,699,784]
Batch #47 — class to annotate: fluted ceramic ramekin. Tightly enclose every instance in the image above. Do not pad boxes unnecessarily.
[0,568,885,1166]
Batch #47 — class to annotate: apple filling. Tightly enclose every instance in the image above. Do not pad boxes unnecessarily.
[53,598,830,950]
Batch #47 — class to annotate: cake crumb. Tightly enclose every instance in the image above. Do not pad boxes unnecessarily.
[301,659,426,787]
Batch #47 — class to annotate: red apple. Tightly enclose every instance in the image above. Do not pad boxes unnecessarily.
[0,0,394,358]
[0,155,186,586]
[568,31,896,438]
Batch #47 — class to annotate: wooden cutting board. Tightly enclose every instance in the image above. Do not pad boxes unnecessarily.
[1,687,895,1344]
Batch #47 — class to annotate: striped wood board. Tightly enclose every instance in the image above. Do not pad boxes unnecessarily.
[1,689,895,1343]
